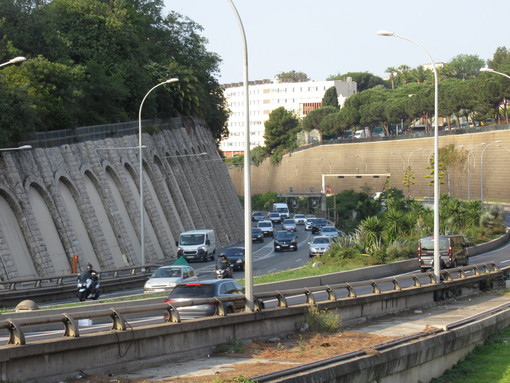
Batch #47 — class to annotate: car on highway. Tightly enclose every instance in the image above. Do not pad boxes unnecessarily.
[251,211,265,222]
[223,247,245,271]
[251,227,264,243]
[319,226,342,239]
[308,236,332,258]
[143,265,199,293]
[293,214,306,225]
[418,235,469,272]
[274,230,298,252]
[282,218,297,231]
[164,279,245,319]
[305,217,317,231]
[257,220,274,237]
[268,212,282,224]
[311,218,329,234]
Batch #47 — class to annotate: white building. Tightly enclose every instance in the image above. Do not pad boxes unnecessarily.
[220,78,357,157]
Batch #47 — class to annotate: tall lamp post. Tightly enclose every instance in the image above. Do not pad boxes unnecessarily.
[480,140,501,204]
[0,56,26,68]
[377,31,440,281]
[138,78,178,268]
[226,0,254,311]
[480,67,510,80]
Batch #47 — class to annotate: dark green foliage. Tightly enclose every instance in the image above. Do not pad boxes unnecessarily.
[264,107,299,155]
[322,86,339,109]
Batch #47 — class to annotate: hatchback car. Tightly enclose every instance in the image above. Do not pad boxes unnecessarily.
[308,236,332,258]
[305,217,317,231]
[144,265,199,293]
[223,247,245,271]
[251,211,265,222]
[257,220,274,237]
[274,230,298,252]
[293,214,306,225]
[268,212,282,224]
[282,218,297,231]
[251,227,264,243]
[164,279,245,319]
[319,226,342,239]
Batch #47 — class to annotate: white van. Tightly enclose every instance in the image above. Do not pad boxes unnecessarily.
[272,203,290,219]
[176,230,216,262]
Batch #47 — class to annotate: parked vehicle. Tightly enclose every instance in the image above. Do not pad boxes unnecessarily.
[418,235,469,272]
[282,218,297,231]
[164,280,245,319]
[251,212,264,222]
[223,247,245,271]
[274,230,298,252]
[268,212,282,224]
[143,265,198,293]
[77,270,100,301]
[251,227,264,243]
[308,236,332,258]
[176,229,216,262]
[272,203,290,219]
[293,214,306,225]
[319,226,342,239]
[257,220,274,237]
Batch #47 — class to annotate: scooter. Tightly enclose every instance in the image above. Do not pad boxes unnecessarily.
[77,271,101,301]
[215,265,233,279]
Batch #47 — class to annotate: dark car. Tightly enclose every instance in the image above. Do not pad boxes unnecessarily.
[251,227,264,243]
[164,279,245,319]
[223,247,245,271]
[274,230,298,252]
[418,235,469,272]
[311,218,329,234]
[251,212,264,222]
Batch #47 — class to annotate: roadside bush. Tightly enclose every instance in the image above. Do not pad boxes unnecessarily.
[386,239,418,260]
[302,305,340,333]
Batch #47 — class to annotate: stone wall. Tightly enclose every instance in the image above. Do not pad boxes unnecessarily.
[230,129,510,204]
[0,119,243,279]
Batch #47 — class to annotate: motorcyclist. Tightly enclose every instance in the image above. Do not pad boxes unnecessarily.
[215,253,232,278]
[83,263,99,298]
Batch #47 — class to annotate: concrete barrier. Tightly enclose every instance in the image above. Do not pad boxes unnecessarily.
[1,268,506,383]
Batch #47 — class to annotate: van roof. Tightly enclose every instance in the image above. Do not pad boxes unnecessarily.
[180,230,214,235]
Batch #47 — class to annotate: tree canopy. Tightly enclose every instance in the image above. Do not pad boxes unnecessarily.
[0,0,228,146]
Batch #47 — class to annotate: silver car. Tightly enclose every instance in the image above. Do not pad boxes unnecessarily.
[144,265,199,293]
[282,218,297,231]
[308,236,332,257]
[319,226,342,239]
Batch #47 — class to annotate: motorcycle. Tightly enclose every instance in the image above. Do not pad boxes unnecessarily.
[77,270,101,301]
[215,265,233,279]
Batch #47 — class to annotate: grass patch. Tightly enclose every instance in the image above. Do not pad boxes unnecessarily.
[431,326,510,383]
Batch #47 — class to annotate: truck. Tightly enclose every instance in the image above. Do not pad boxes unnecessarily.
[272,203,290,219]
[176,229,216,262]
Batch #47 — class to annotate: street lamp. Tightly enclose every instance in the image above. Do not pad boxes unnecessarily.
[377,30,440,281]
[226,0,254,311]
[0,144,32,152]
[480,67,510,80]
[480,140,501,204]
[138,78,178,268]
[0,56,26,68]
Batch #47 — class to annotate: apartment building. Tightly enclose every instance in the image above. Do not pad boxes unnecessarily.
[220,78,357,157]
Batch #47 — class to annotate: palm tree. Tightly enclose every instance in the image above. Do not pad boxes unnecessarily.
[385,66,397,90]
[398,65,411,85]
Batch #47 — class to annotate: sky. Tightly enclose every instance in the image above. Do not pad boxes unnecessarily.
[164,0,510,85]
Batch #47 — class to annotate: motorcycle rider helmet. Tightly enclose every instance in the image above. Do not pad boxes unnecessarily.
[219,253,226,259]
[86,263,93,270]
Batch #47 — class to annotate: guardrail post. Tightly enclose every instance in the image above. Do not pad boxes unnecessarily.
[111,309,127,331]
[442,271,453,281]
[215,298,227,316]
[412,275,422,287]
[164,304,181,323]
[62,313,80,337]
[251,297,264,312]
[276,291,288,307]
[326,286,337,301]
[304,288,316,304]
[392,279,401,291]
[346,284,356,298]
[7,319,25,345]
[371,281,381,294]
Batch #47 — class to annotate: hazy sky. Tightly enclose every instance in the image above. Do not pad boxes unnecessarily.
[164,0,510,84]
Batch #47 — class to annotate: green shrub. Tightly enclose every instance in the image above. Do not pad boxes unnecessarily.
[302,305,340,333]
[386,239,418,260]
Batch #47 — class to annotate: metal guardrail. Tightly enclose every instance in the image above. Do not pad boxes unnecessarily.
[0,265,159,307]
[1,262,499,346]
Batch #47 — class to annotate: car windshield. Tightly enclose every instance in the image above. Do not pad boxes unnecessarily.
[313,238,330,244]
[421,238,449,251]
[152,267,181,278]
[252,229,262,234]
[224,248,244,256]
[180,234,205,245]
[315,219,328,225]
[322,227,336,233]
[269,213,279,217]
[170,284,214,298]
[283,219,294,224]
[258,222,270,228]
[276,231,294,240]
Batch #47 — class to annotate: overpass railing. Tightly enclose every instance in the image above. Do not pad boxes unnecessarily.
[1,262,500,346]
